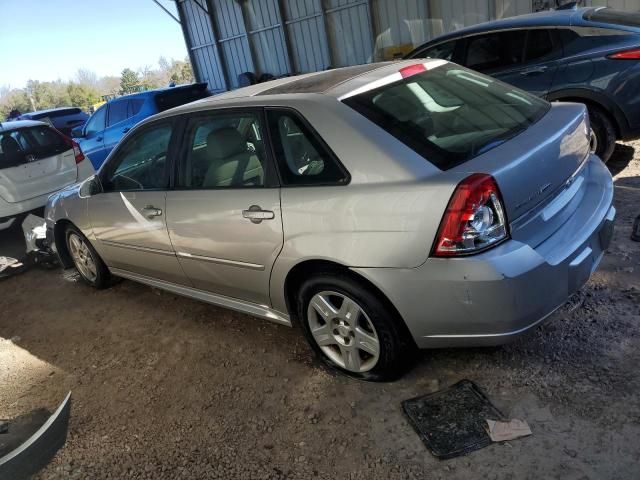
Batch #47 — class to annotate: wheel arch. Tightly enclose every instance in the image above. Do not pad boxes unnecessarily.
[282,259,417,349]
[546,88,627,138]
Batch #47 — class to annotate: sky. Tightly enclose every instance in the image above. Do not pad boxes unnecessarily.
[0,0,189,88]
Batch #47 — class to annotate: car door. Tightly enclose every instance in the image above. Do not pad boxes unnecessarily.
[89,118,188,285]
[463,29,560,97]
[165,109,283,305]
[103,98,133,156]
[80,104,107,170]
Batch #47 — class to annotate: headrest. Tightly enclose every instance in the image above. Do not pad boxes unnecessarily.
[1,136,21,155]
[206,127,247,159]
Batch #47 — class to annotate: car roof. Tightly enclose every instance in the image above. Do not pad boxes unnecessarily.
[156,60,438,118]
[411,7,599,47]
[21,107,82,118]
[109,82,208,101]
[0,119,47,133]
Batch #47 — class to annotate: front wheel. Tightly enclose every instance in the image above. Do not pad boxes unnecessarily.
[65,225,111,289]
[297,274,411,381]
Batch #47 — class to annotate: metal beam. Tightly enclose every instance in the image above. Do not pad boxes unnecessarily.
[320,0,336,68]
[151,0,181,23]
[205,0,232,90]
[276,0,296,74]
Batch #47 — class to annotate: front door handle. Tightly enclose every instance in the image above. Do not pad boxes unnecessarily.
[520,66,548,76]
[96,136,103,142]
[122,127,130,133]
[242,205,275,224]
[142,205,163,218]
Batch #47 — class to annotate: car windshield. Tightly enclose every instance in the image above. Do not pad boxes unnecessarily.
[342,63,549,170]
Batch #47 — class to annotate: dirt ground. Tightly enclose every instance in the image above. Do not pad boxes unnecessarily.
[0,143,639,480]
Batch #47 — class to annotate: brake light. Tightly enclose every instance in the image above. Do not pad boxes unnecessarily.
[56,129,85,164]
[607,48,640,60]
[399,63,427,78]
[432,174,508,257]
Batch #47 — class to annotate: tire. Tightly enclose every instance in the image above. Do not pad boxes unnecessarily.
[588,105,616,163]
[65,225,111,289]
[297,273,412,381]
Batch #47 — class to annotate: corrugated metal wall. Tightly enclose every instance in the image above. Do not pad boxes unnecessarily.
[176,0,640,92]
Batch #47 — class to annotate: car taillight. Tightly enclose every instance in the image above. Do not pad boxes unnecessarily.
[607,48,640,60]
[56,129,85,164]
[432,173,508,257]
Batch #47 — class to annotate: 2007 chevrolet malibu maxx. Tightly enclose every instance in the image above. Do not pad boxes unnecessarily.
[46,60,615,381]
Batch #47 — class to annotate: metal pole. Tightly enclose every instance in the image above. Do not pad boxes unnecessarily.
[151,0,181,23]
[277,0,296,74]
[206,0,232,89]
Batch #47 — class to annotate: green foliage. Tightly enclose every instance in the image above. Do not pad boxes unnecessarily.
[119,68,140,95]
[0,57,198,120]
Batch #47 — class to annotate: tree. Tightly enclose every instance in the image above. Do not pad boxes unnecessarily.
[119,68,140,94]
[67,83,101,111]
[75,68,98,87]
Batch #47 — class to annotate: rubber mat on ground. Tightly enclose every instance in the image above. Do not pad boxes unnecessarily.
[402,379,506,459]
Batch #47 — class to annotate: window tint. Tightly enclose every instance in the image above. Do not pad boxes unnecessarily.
[465,31,526,72]
[0,127,70,167]
[108,100,128,127]
[268,110,348,186]
[343,63,549,170]
[419,41,456,61]
[128,99,145,117]
[102,123,172,191]
[525,29,554,62]
[85,105,106,136]
[178,112,266,189]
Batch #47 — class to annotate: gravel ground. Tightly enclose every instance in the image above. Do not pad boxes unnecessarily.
[0,143,639,480]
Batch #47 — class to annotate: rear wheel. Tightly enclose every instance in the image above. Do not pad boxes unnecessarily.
[297,274,411,381]
[65,225,111,289]
[588,105,616,163]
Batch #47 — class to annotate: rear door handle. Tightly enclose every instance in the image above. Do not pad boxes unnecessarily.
[142,205,163,218]
[96,136,103,142]
[520,66,548,76]
[242,205,275,224]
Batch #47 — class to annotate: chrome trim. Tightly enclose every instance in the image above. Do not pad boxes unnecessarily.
[176,251,265,270]
[110,268,291,326]
[100,240,176,257]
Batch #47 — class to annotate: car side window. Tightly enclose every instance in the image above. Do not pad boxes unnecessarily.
[107,100,128,127]
[21,126,69,158]
[524,29,555,62]
[418,40,457,61]
[85,105,106,136]
[128,99,145,118]
[102,123,172,192]
[465,31,526,72]
[267,110,348,186]
[178,112,266,189]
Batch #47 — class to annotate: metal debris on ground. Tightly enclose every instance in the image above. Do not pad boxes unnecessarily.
[0,257,26,280]
[402,380,507,459]
[485,419,532,442]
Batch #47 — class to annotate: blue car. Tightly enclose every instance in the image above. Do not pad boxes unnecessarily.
[73,83,209,169]
[406,6,640,162]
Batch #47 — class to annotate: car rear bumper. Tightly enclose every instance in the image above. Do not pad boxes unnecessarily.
[353,157,615,349]
[0,193,51,222]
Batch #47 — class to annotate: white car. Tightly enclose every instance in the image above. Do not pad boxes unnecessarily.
[0,120,94,222]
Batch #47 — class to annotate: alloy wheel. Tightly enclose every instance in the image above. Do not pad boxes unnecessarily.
[68,233,97,283]
[307,291,380,373]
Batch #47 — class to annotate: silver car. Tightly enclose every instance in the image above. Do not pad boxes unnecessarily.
[46,60,615,381]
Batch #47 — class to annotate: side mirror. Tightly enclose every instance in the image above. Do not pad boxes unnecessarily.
[79,175,103,197]
[71,125,85,139]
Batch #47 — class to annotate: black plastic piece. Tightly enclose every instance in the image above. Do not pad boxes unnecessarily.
[632,215,640,242]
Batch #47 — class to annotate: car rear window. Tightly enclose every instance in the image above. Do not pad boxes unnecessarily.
[154,84,210,112]
[584,8,640,28]
[342,63,550,170]
[0,126,70,168]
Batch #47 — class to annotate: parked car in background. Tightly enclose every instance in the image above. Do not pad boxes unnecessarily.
[73,83,210,169]
[406,6,640,162]
[0,120,94,223]
[17,107,89,137]
[46,60,615,381]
